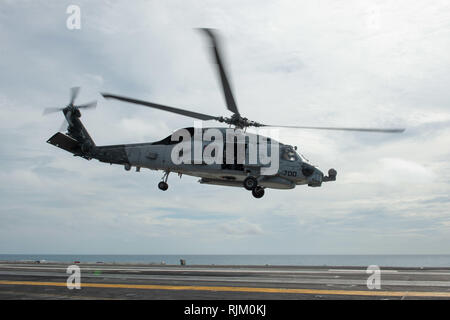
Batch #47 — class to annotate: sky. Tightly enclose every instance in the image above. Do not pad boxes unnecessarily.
[0,0,449,255]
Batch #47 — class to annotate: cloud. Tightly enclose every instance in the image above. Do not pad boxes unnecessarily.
[346,157,436,186]
[0,0,449,255]
[219,220,264,237]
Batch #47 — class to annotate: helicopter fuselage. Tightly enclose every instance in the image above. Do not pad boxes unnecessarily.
[47,115,336,198]
[94,127,327,189]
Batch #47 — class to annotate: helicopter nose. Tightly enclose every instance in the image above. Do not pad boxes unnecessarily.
[314,168,324,181]
[307,168,324,187]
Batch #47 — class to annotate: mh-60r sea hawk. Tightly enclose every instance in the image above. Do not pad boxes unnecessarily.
[45,29,404,198]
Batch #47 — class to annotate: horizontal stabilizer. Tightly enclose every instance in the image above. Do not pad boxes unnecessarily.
[46,132,82,154]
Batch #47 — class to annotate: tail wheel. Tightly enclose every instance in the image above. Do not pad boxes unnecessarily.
[252,186,265,198]
[243,176,258,191]
[158,181,168,191]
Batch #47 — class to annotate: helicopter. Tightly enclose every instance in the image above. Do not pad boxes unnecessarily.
[45,29,404,198]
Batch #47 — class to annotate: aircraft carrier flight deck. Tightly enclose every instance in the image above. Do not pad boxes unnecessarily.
[0,261,450,300]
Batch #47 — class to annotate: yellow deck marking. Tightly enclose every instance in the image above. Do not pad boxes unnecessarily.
[1,280,450,297]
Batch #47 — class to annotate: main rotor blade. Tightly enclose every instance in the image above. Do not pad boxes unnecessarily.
[101,93,220,121]
[70,87,80,105]
[260,124,405,133]
[200,28,240,116]
[43,107,64,115]
[77,100,97,110]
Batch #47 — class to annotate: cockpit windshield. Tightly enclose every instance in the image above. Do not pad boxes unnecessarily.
[298,152,309,163]
[282,146,299,162]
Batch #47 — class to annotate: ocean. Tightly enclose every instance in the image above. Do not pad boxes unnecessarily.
[1,254,450,267]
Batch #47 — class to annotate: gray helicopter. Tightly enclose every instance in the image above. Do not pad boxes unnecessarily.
[45,29,404,198]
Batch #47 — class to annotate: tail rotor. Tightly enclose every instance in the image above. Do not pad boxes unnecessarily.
[43,87,97,132]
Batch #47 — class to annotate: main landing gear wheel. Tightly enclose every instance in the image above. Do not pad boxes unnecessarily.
[243,176,258,191]
[252,186,265,198]
[158,181,168,191]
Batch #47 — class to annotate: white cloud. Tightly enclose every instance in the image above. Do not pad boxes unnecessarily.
[219,220,264,237]
[1,0,450,254]
[346,157,436,186]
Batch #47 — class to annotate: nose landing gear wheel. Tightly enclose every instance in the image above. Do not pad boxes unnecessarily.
[158,181,168,191]
[252,186,265,198]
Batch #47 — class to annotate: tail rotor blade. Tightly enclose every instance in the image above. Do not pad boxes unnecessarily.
[77,100,97,110]
[46,87,97,132]
[66,109,74,127]
[70,87,80,105]
[43,107,64,115]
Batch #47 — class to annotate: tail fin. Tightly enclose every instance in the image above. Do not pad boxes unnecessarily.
[47,109,95,159]
[64,108,96,149]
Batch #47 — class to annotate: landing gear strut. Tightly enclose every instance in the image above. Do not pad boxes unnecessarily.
[158,171,170,191]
